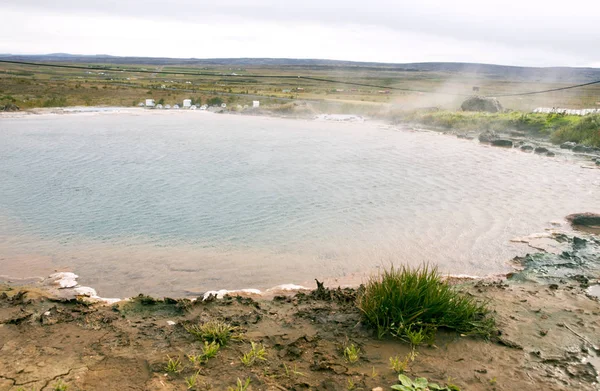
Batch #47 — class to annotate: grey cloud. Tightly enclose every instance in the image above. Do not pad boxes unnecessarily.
[6,0,600,64]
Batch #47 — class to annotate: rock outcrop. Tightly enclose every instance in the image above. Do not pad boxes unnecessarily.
[566,213,600,228]
[461,96,503,113]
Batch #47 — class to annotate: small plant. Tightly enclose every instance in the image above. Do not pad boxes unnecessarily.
[391,374,460,391]
[346,378,356,390]
[283,363,305,377]
[228,377,251,391]
[390,351,418,373]
[403,325,429,347]
[185,320,235,345]
[343,343,361,364]
[165,355,183,373]
[240,341,268,366]
[185,373,198,389]
[371,366,379,378]
[201,340,220,359]
[53,380,69,391]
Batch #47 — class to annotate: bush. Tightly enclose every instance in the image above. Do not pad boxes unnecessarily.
[206,97,223,106]
[357,265,495,340]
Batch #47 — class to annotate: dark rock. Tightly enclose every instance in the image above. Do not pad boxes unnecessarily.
[560,142,577,149]
[461,96,503,113]
[490,139,513,148]
[0,103,20,112]
[596,160,600,166]
[534,147,549,154]
[566,213,600,228]
[478,130,498,143]
[546,151,556,157]
[520,145,534,151]
[456,134,474,140]
[572,145,594,153]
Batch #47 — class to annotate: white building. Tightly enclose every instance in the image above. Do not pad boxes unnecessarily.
[252,101,260,108]
[183,99,192,108]
[145,99,155,107]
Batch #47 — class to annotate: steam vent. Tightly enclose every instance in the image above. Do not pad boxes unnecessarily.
[461,96,504,113]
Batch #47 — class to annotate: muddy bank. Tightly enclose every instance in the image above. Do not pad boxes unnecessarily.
[1,232,599,391]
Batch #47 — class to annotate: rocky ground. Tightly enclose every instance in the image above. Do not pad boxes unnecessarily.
[1,227,599,391]
[435,127,600,169]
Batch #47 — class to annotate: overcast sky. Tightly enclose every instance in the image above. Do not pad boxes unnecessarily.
[1,0,599,67]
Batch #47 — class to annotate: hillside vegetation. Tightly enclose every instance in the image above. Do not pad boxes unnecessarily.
[394,111,600,147]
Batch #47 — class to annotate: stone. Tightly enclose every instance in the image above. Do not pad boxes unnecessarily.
[478,130,498,143]
[572,145,594,153]
[534,147,549,154]
[520,145,534,151]
[566,213,600,228]
[461,96,503,113]
[546,151,556,157]
[490,139,513,148]
[560,142,577,149]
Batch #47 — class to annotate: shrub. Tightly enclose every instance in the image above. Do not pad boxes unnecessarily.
[357,265,495,339]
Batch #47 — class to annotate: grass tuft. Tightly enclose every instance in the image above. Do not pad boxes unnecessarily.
[240,341,268,366]
[343,343,361,364]
[228,377,251,391]
[185,320,235,345]
[165,355,183,373]
[357,265,495,340]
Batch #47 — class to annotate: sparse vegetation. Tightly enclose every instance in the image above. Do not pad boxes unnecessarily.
[389,351,418,373]
[283,363,305,378]
[228,377,251,391]
[240,341,268,366]
[394,111,600,147]
[357,265,495,340]
[185,320,235,346]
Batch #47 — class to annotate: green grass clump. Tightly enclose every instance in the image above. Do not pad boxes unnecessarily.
[165,355,183,373]
[343,343,361,364]
[240,341,268,366]
[551,114,600,146]
[357,265,495,340]
[185,320,235,345]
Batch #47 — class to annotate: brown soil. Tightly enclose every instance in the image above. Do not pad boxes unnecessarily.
[1,277,599,391]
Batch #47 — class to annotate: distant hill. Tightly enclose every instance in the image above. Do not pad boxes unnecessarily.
[1,53,599,83]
